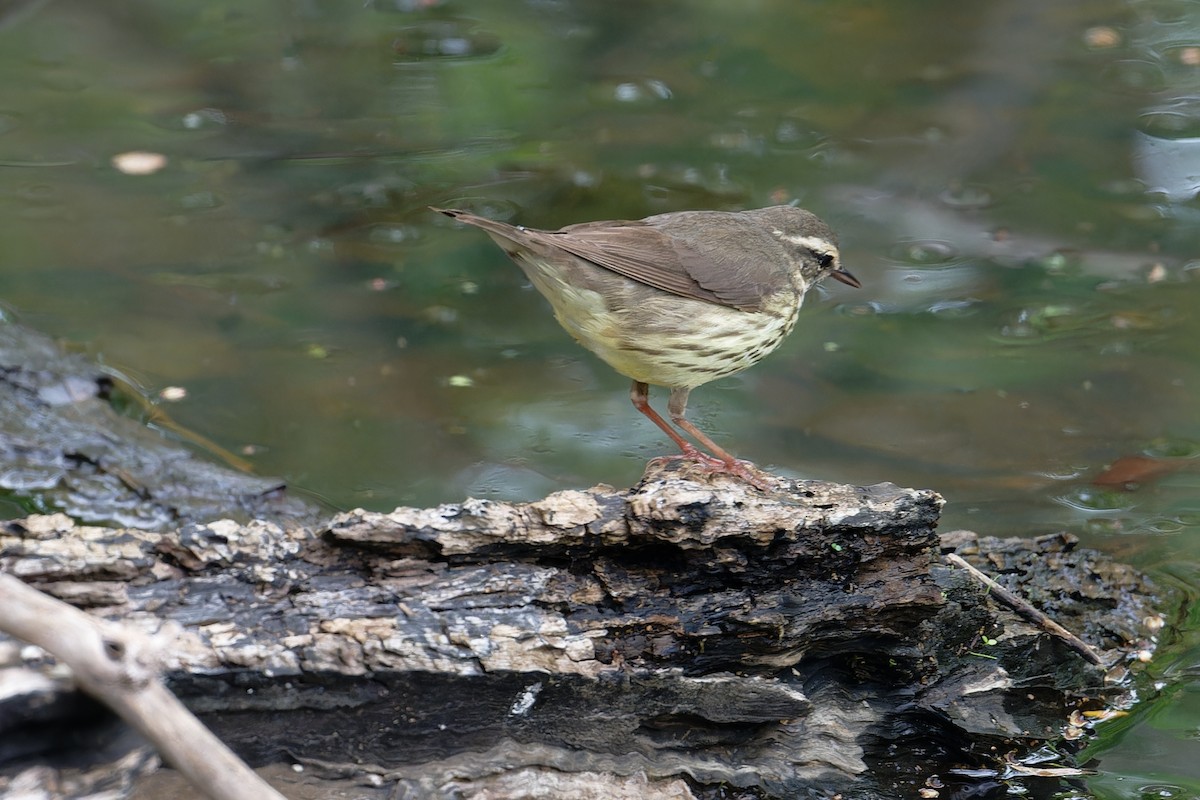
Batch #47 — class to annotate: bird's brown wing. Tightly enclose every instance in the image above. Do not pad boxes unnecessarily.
[529,222,767,312]
[433,207,772,312]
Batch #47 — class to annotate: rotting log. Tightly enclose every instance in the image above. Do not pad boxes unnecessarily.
[0,461,1170,800]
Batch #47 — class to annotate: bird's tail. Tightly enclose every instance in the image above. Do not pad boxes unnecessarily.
[430,207,525,243]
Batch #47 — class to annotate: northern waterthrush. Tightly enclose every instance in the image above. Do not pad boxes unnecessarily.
[432,205,859,486]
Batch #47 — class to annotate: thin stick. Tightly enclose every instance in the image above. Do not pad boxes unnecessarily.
[0,573,288,800]
[943,553,1105,667]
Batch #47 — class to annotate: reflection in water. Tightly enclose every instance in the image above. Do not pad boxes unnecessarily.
[1133,128,1200,202]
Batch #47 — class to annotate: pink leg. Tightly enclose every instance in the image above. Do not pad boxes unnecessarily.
[665,387,737,464]
[630,381,774,489]
[666,387,774,490]
[630,381,722,466]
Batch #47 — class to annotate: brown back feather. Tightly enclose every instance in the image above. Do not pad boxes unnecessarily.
[433,207,796,312]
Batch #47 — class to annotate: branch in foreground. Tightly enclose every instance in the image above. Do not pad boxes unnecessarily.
[943,552,1103,666]
[0,573,286,800]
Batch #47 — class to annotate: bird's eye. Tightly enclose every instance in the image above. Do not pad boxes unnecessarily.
[818,253,835,270]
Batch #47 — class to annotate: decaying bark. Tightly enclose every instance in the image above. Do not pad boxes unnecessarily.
[0,460,1169,800]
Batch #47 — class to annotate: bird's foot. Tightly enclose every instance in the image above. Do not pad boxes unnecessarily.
[650,446,780,491]
[717,458,780,492]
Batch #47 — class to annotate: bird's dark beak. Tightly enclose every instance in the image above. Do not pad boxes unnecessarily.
[832,268,862,289]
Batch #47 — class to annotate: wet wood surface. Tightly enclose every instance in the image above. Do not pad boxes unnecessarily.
[1,460,1168,799]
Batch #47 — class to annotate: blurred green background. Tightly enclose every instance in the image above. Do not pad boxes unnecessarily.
[1,0,1199,795]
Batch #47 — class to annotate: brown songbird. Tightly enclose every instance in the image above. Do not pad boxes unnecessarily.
[432,205,860,486]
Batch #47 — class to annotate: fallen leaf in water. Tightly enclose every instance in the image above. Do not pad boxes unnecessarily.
[1093,455,1185,490]
[1005,761,1089,777]
[112,150,167,175]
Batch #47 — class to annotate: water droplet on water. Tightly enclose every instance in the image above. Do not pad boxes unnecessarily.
[1138,517,1186,535]
[837,301,886,316]
[614,83,640,102]
[610,78,672,104]
[772,116,824,151]
[994,302,1109,344]
[1139,109,1200,139]
[392,20,501,61]
[1037,466,1088,481]
[176,108,227,131]
[1056,486,1137,513]
[888,240,959,265]
[927,299,978,317]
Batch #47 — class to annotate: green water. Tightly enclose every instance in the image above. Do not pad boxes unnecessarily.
[2,0,1199,795]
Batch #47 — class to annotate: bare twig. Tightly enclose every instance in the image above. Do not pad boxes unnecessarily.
[0,572,287,800]
[943,552,1104,667]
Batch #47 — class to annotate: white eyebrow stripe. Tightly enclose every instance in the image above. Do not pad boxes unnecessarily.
[772,231,840,258]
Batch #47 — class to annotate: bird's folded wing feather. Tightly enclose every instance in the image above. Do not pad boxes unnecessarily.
[532,224,765,312]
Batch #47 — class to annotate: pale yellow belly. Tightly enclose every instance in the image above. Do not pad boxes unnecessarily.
[514,253,800,390]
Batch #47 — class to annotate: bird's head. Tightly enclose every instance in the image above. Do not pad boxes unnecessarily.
[752,205,860,289]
